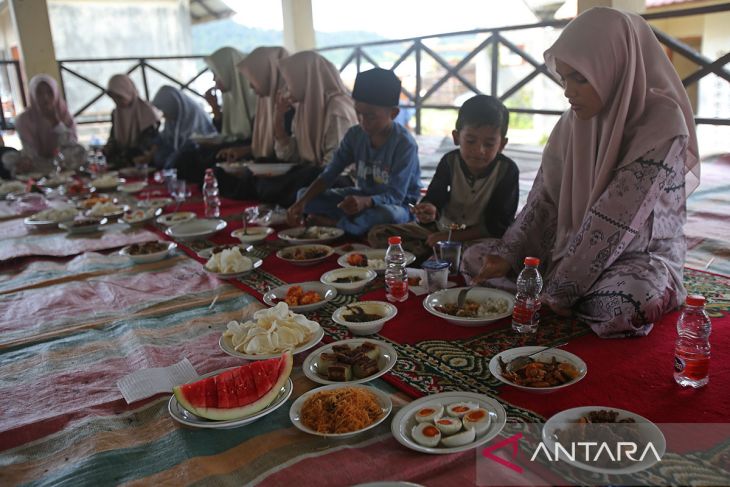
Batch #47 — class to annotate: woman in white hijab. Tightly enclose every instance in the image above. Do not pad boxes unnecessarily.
[461,7,699,338]
[104,74,161,168]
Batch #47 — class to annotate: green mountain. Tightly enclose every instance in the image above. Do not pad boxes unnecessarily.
[191,18,389,65]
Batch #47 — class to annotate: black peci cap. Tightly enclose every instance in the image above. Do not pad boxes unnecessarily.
[352,68,401,107]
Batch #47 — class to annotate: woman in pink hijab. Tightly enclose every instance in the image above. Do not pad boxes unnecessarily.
[14,74,78,174]
[103,74,161,168]
[461,7,699,338]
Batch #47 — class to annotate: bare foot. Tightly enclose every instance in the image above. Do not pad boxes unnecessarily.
[305,214,338,227]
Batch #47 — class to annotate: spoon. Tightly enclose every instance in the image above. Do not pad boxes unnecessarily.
[505,343,568,372]
[456,287,472,309]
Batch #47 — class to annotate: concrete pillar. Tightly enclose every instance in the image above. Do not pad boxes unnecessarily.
[577,0,645,14]
[8,0,61,86]
[281,0,316,53]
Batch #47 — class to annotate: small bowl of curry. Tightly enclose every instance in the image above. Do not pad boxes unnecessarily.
[320,267,377,295]
[332,301,397,336]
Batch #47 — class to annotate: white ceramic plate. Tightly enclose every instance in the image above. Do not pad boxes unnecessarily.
[331,301,398,336]
[303,339,398,385]
[23,217,61,230]
[320,267,378,295]
[58,217,108,234]
[165,218,227,240]
[244,162,297,177]
[118,181,147,193]
[168,374,293,429]
[91,177,125,191]
[542,407,666,474]
[85,204,129,219]
[231,226,274,243]
[333,243,371,255]
[122,207,162,225]
[138,197,174,209]
[216,161,250,177]
[337,249,416,275]
[423,287,514,326]
[289,384,392,438]
[157,212,196,226]
[276,244,335,266]
[263,281,337,313]
[219,326,325,360]
[489,346,587,394]
[391,391,507,454]
[196,243,253,260]
[190,133,229,145]
[203,255,263,278]
[119,241,177,264]
[278,226,345,245]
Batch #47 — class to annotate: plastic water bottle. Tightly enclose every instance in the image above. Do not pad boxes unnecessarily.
[202,168,221,218]
[384,236,408,302]
[674,294,711,388]
[511,256,543,333]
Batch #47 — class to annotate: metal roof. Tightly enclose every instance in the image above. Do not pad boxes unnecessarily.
[189,0,235,24]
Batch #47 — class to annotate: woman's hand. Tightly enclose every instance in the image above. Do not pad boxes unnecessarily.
[204,87,219,111]
[474,255,511,283]
[414,202,437,224]
[217,146,251,161]
[275,90,293,116]
[287,200,305,226]
[541,296,572,317]
[426,231,449,247]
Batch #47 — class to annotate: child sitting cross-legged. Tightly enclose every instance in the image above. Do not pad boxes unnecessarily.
[286,68,422,235]
[368,95,519,258]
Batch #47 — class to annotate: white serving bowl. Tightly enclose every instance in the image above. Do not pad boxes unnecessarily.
[165,218,227,240]
[331,301,397,335]
[276,244,334,266]
[157,211,196,226]
[320,267,377,295]
[119,241,177,264]
[263,281,337,313]
[231,226,274,244]
[489,346,587,394]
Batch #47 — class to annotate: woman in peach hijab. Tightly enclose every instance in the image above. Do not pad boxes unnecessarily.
[13,74,80,174]
[103,74,161,168]
[218,49,357,207]
[461,7,699,338]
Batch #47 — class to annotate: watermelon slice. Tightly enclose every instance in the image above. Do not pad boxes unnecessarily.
[173,352,293,421]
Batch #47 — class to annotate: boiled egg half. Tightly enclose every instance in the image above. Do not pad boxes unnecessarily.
[434,416,462,436]
[446,402,477,418]
[414,404,443,423]
[412,422,441,447]
[462,408,491,435]
[440,426,476,447]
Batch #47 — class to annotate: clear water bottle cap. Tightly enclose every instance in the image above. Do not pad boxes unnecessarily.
[524,256,540,267]
[388,236,402,245]
[685,294,706,307]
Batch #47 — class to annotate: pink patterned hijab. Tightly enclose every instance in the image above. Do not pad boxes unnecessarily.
[277,51,357,165]
[107,74,161,147]
[541,7,699,256]
[238,46,289,159]
[15,75,77,159]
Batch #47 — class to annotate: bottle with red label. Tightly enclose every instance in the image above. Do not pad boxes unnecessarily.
[674,294,711,388]
[384,236,408,302]
[511,256,543,333]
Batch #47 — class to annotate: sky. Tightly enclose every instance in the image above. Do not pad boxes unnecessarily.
[223,0,541,39]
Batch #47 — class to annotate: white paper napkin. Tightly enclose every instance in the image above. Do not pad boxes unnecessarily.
[117,358,198,404]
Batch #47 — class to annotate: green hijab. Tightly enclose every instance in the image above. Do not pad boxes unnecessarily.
[204,47,257,139]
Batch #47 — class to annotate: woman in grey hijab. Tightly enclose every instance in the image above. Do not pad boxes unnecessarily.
[152,85,216,168]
